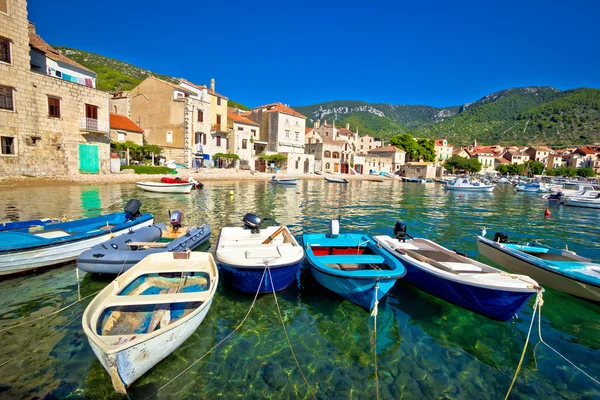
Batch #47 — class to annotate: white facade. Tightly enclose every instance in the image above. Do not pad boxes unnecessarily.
[276,113,305,154]
[30,49,96,88]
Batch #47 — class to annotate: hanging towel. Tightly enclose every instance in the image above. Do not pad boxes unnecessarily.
[62,73,71,81]
[84,78,93,88]
[78,77,86,85]
[71,76,78,83]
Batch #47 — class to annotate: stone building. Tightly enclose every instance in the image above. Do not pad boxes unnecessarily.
[503,150,530,165]
[305,139,352,173]
[227,108,260,169]
[128,77,212,166]
[109,113,144,146]
[110,91,131,117]
[0,1,110,176]
[367,146,406,174]
[525,146,552,164]
[364,154,394,174]
[357,134,382,153]
[305,127,322,144]
[400,162,436,179]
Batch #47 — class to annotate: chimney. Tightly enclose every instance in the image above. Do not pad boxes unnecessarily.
[313,121,317,129]
[324,119,327,126]
[210,78,215,92]
[346,123,350,130]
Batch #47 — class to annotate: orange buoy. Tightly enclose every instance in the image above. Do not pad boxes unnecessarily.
[544,208,551,217]
[459,193,463,198]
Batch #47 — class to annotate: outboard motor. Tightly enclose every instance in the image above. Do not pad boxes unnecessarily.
[243,213,263,234]
[494,232,509,243]
[393,220,410,242]
[124,199,142,221]
[169,210,183,232]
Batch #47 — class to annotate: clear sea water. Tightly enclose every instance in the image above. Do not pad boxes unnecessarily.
[0,180,599,399]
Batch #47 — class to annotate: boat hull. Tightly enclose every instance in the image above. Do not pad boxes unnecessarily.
[399,257,534,321]
[563,199,600,209]
[218,261,301,293]
[477,238,600,302]
[269,179,298,185]
[446,185,495,192]
[308,264,396,310]
[0,218,153,276]
[136,182,194,194]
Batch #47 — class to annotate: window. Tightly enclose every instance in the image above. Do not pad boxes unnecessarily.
[216,114,221,130]
[203,133,207,145]
[295,160,299,169]
[324,150,331,158]
[48,97,60,118]
[361,145,364,150]
[251,129,256,137]
[285,130,290,139]
[0,85,14,111]
[0,37,10,64]
[333,152,340,159]
[0,0,8,14]
[238,127,243,131]
[325,163,330,169]
[242,139,248,149]
[198,110,203,122]
[85,104,98,119]
[113,105,118,113]
[295,131,299,141]
[166,131,173,143]
[217,97,221,106]
[117,131,125,142]
[216,136,221,146]
[1,136,15,155]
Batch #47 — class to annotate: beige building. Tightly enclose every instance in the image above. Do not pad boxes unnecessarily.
[525,146,552,164]
[305,139,352,173]
[503,150,530,165]
[357,134,382,153]
[305,127,322,144]
[0,2,111,176]
[467,146,502,171]
[128,77,212,165]
[400,162,436,179]
[434,138,454,164]
[364,154,394,174]
[367,146,406,173]
[227,108,260,169]
[109,113,144,146]
[110,91,131,117]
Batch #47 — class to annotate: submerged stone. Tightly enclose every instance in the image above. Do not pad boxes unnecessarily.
[262,361,287,390]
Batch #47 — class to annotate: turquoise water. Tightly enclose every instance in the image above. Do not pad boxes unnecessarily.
[0,180,599,399]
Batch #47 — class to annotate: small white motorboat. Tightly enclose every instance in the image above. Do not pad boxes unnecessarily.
[136,181,194,194]
[324,176,349,184]
[445,177,495,192]
[562,194,600,209]
[82,252,218,394]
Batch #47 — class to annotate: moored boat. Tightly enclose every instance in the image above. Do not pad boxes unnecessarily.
[324,176,349,184]
[82,251,218,394]
[303,219,406,310]
[562,195,600,209]
[268,176,299,185]
[136,181,194,194]
[0,200,153,276]
[477,233,600,302]
[215,214,304,293]
[445,178,495,192]
[374,221,540,321]
[78,210,210,274]
[516,181,551,193]
[160,176,203,189]
[402,177,426,183]
[0,217,63,232]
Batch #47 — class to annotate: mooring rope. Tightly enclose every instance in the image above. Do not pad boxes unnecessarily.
[266,264,317,400]
[371,283,380,400]
[143,264,270,400]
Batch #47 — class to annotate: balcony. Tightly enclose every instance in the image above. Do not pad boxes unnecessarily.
[79,118,109,134]
[211,124,230,136]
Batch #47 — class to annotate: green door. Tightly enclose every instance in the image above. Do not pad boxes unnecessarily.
[79,144,100,174]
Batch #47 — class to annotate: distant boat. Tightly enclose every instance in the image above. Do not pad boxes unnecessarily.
[78,210,210,274]
[0,200,153,276]
[542,183,600,200]
[82,251,218,394]
[268,176,298,185]
[445,178,495,192]
[515,181,551,193]
[477,233,600,302]
[160,176,203,189]
[402,177,426,183]
[324,176,349,184]
[216,214,304,293]
[374,221,540,321]
[136,181,194,194]
[562,194,600,209]
[303,220,406,310]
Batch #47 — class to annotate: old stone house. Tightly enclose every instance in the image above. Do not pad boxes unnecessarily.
[503,150,530,165]
[110,91,131,117]
[525,146,552,164]
[109,113,144,146]
[305,127,322,144]
[401,162,436,179]
[356,134,382,153]
[227,108,260,169]
[0,0,110,176]
[367,146,406,173]
[364,154,394,174]
[305,139,352,173]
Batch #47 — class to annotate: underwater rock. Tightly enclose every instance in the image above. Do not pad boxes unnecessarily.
[262,361,287,390]
[411,367,428,382]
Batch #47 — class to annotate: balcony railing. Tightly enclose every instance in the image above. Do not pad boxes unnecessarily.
[79,118,109,133]
[211,124,222,132]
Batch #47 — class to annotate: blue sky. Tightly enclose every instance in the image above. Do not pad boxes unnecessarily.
[29,0,599,108]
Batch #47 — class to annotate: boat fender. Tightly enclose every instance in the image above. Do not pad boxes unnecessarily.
[493,232,509,243]
[124,199,142,221]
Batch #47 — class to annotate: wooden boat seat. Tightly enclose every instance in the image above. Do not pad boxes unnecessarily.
[105,291,211,307]
[32,230,71,239]
[438,262,483,273]
[127,242,168,248]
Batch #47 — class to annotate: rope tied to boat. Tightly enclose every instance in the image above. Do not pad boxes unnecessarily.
[266,263,317,400]
[371,283,380,400]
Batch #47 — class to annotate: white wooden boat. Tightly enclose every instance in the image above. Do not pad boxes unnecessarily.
[82,252,219,394]
[445,178,495,192]
[563,195,600,209]
[136,181,194,194]
[324,176,349,184]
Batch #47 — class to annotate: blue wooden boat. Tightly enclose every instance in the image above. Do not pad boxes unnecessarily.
[373,222,540,321]
[215,214,304,293]
[303,222,406,310]
[78,210,210,274]
[269,176,298,185]
[0,200,153,277]
[477,233,600,302]
[0,217,63,232]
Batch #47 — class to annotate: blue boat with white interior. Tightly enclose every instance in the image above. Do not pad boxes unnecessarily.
[0,218,64,232]
[0,199,153,277]
[303,220,406,310]
[374,221,540,321]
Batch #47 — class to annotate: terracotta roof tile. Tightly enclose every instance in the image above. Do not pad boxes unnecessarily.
[495,157,510,164]
[28,25,93,73]
[576,146,597,155]
[368,145,405,153]
[252,103,306,118]
[227,110,260,126]
[110,113,144,133]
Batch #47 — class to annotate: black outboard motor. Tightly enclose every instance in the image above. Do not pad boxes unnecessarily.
[124,199,142,221]
[169,210,183,232]
[394,220,411,242]
[494,232,509,243]
[243,213,263,234]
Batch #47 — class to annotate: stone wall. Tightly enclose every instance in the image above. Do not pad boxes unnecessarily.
[0,0,111,176]
[110,129,143,146]
[110,95,130,117]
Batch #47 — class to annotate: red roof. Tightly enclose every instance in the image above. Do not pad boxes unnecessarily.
[495,157,510,164]
[306,128,316,134]
[435,138,451,146]
[227,110,259,126]
[252,103,306,119]
[368,145,404,153]
[576,146,597,155]
[110,114,144,133]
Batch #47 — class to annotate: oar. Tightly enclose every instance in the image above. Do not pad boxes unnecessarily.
[262,226,285,244]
